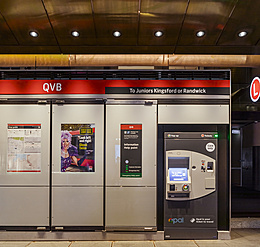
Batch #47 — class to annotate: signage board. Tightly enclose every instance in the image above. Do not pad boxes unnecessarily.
[250,77,260,102]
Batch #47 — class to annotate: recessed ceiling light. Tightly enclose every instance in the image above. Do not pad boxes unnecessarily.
[238,31,248,38]
[71,31,80,37]
[29,31,39,38]
[113,31,121,37]
[154,31,163,37]
[196,30,205,37]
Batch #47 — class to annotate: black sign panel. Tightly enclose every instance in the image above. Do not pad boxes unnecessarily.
[120,124,142,178]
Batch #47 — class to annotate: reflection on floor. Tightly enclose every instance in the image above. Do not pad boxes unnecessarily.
[1,229,260,247]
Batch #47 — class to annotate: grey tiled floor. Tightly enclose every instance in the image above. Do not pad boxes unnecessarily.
[1,229,260,247]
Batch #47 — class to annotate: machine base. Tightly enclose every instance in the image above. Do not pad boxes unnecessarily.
[164,227,218,240]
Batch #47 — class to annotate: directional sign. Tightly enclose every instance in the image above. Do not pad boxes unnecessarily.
[250,77,260,102]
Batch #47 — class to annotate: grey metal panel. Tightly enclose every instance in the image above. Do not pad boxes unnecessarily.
[52,187,103,226]
[106,104,156,186]
[0,105,50,186]
[0,187,49,226]
[0,231,164,241]
[105,187,156,227]
[52,104,104,186]
[158,105,229,124]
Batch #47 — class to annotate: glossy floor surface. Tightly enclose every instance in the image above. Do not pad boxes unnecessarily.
[0,229,260,247]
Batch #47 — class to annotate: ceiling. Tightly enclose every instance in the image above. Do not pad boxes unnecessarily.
[0,0,259,54]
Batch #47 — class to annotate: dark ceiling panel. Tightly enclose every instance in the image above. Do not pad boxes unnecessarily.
[0,0,257,54]
[218,0,260,46]
[0,0,58,46]
[43,0,96,46]
[177,0,237,46]
[0,45,61,54]
[0,14,18,45]
[94,15,138,45]
[139,0,188,46]
[93,0,139,45]
[93,0,138,14]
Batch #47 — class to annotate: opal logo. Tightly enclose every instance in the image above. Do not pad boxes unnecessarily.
[168,217,184,224]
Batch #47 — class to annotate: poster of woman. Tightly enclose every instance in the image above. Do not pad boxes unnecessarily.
[61,124,95,172]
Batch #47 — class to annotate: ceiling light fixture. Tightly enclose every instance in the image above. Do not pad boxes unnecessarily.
[154,31,163,37]
[29,31,39,38]
[238,31,248,38]
[71,31,80,37]
[196,30,205,37]
[113,31,121,37]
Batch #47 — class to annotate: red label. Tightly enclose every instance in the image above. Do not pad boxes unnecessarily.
[250,77,260,102]
[121,124,142,130]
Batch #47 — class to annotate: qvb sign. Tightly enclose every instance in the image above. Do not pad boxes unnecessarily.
[250,77,260,102]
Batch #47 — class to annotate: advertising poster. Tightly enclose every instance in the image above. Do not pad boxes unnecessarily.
[61,124,95,172]
[120,124,142,177]
[7,124,41,172]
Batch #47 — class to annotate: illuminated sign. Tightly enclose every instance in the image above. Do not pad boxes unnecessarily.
[250,77,260,102]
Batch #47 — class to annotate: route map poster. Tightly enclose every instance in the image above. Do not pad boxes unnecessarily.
[7,124,41,172]
[61,124,95,172]
[120,124,142,178]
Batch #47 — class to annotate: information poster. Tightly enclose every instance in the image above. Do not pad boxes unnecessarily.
[120,124,142,178]
[7,124,41,172]
[61,124,95,172]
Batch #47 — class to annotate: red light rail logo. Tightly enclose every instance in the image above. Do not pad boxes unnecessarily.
[250,77,260,102]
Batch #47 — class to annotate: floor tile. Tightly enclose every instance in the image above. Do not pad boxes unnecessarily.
[0,242,31,247]
[232,229,260,241]
[194,240,229,247]
[71,241,112,247]
[155,240,197,247]
[113,241,154,247]
[224,239,260,247]
[28,242,71,247]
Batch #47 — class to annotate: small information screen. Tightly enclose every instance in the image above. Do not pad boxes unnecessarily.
[120,124,142,178]
[169,168,188,182]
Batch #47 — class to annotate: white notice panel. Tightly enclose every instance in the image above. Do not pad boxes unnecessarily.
[0,105,50,186]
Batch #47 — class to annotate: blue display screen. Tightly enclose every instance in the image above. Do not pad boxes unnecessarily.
[169,168,188,181]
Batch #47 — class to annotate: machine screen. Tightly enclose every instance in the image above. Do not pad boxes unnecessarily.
[169,168,188,181]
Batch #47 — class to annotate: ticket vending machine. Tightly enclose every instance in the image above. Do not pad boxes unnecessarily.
[164,132,218,239]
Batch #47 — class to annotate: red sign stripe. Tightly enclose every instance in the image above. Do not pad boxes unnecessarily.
[121,124,142,130]
[0,79,230,95]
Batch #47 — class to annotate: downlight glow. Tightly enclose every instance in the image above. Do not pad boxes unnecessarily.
[154,31,163,37]
[238,31,248,38]
[196,30,205,37]
[71,31,80,37]
[29,31,39,38]
[113,31,121,37]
